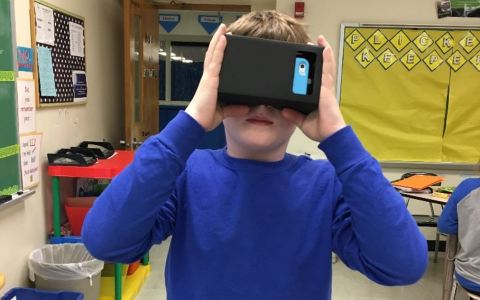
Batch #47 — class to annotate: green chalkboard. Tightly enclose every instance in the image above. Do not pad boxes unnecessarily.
[0,0,21,195]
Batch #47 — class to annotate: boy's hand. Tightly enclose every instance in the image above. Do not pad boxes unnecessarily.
[185,24,249,132]
[281,36,346,142]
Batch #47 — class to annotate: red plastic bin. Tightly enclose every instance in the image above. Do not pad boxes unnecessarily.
[64,197,96,236]
[127,260,141,275]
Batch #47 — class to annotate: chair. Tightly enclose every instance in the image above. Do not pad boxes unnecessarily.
[441,186,480,300]
[451,279,480,300]
[401,172,444,262]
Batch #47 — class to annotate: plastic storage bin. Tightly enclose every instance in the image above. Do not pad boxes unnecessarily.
[1,288,84,300]
[28,243,103,300]
[64,206,91,236]
[127,260,141,275]
[64,197,96,236]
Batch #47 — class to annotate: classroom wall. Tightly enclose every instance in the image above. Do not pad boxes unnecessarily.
[0,0,123,292]
[277,0,479,160]
[252,0,275,11]
[276,0,480,239]
[0,0,477,292]
[156,0,276,36]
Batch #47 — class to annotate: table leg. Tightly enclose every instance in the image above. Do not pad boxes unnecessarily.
[141,253,150,265]
[52,176,61,237]
[115,263,123,300]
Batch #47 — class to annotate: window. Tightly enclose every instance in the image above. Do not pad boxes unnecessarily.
[159,41,208,103]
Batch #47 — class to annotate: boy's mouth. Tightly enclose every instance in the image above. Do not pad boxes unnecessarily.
[246,117,274,125]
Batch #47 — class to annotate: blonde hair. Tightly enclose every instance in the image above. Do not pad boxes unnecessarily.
[227,10,311,44]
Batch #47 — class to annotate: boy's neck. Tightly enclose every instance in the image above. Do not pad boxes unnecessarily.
[225,146,287,162]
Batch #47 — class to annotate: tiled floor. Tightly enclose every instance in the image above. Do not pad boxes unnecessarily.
[136,238,468,300]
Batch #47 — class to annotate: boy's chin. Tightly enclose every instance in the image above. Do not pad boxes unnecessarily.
[238,136,289,152]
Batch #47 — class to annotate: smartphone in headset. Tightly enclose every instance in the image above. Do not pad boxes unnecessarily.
[218,34,323,114]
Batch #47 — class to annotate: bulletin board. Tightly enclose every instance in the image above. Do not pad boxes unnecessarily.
[30,0,87,107]
[0,0,21,195]
[338,24,480,164]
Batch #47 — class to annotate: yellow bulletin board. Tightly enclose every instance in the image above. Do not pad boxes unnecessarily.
[338,24,480,164]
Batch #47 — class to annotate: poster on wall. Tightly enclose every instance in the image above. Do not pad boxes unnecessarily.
[19,134,42,188]
[437,0,453,17]
[17,47,34,72]
[16,79,36,134]
[437,0,480,18]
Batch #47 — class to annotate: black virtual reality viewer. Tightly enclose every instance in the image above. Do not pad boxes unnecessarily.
[218,34,324,114]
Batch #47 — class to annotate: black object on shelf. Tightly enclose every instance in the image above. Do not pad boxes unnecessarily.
[47,149,97,166]
[75,141,115,159]
[0,194,13,205]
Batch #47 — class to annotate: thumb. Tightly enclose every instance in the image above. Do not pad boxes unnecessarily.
[281,108,306,127]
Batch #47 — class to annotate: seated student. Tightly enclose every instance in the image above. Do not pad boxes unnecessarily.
[439,178,480,297]
[82,10,427,300]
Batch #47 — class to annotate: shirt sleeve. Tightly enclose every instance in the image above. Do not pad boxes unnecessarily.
[320,126,428,286]
[82,111,205,263]
[438,179,476,234]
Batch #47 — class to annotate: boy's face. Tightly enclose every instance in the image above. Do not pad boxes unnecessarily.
[223,105,296,160]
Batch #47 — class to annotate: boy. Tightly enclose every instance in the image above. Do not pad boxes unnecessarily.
[83,10,427,300]
[438,178,480,297]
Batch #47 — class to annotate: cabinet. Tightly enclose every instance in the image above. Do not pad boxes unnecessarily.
[47,151,149,300]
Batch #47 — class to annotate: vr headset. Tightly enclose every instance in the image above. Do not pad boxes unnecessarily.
[218,34,324,114]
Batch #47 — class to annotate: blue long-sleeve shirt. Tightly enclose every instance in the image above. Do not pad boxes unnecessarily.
[82,111,427,300]
[438,178,480,292]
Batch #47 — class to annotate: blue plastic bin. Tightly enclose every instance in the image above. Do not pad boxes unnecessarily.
[1,288,84,300]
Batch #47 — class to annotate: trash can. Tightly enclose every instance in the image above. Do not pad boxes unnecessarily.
[2,287,84,300]
[28,243,103,300]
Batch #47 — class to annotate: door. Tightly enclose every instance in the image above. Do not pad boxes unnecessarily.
[123,0,159,150]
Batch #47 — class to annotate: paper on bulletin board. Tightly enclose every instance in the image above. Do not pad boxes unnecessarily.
[37,46,57,97]
[72,70,87,102]
[19,133,42,188]
[16,79,36,134]
[69,22,84,57]
[34,3,55,46]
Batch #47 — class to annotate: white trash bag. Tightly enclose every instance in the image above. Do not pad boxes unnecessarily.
[28,243,103,286]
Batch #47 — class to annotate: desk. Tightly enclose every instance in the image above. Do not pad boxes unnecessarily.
[399,191,448,205]
[399,190,448,261]
[48,150,135,300]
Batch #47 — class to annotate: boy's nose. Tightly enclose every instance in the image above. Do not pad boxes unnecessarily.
[256,104,274,111]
